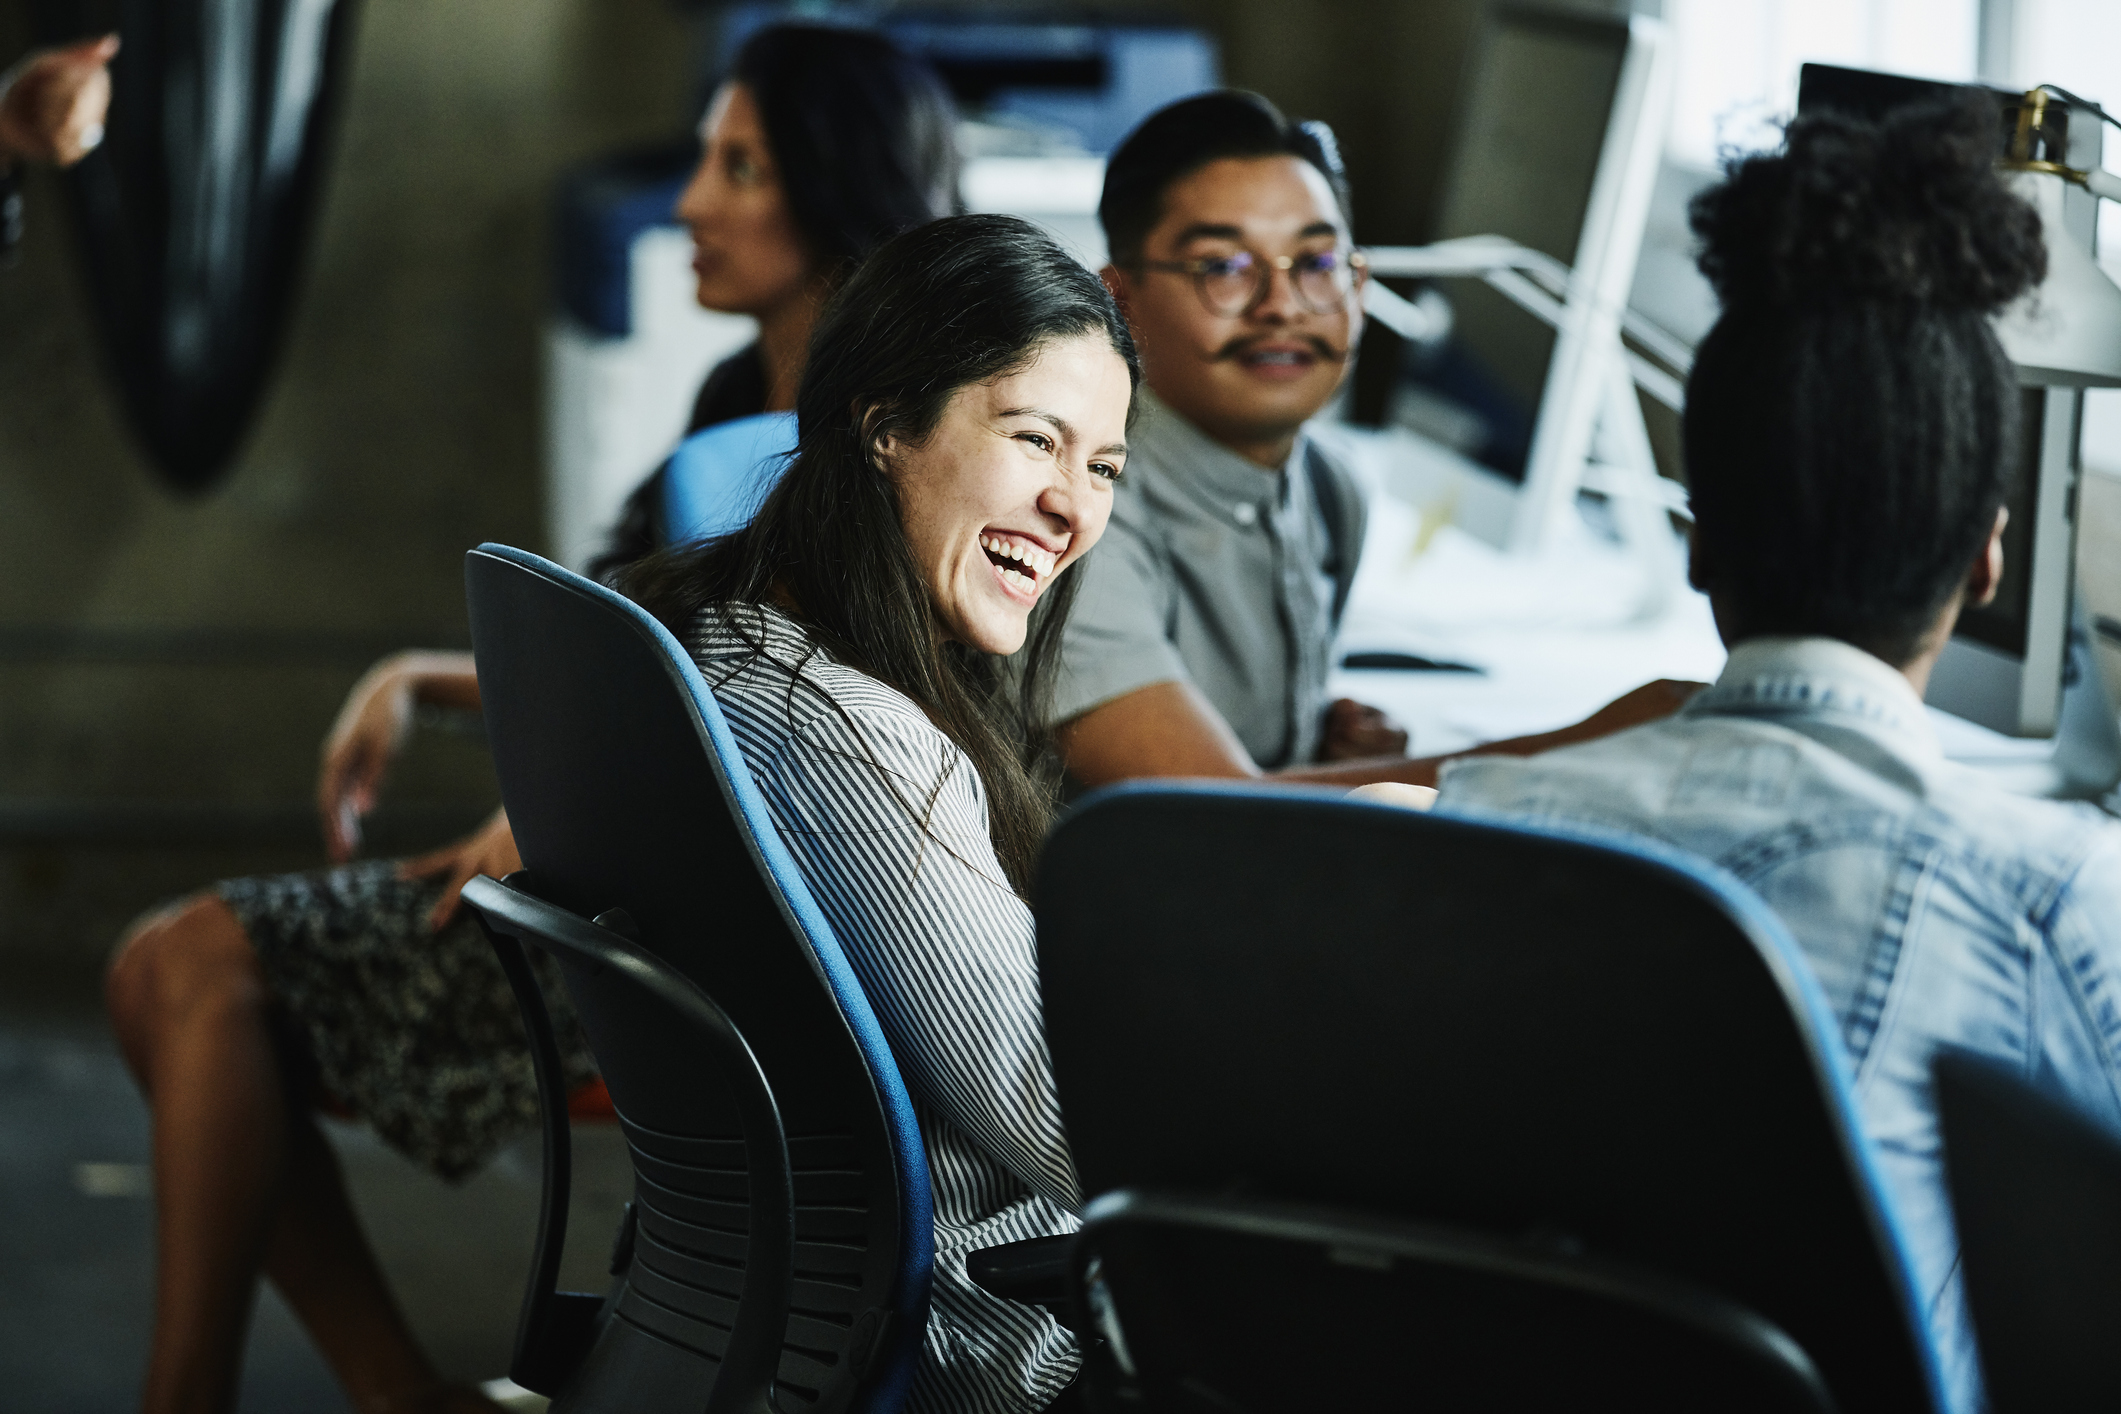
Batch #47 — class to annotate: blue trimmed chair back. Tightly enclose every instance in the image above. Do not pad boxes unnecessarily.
[1035,783,1946,1413]
[662,411,797,545]
[464,543,932,1414]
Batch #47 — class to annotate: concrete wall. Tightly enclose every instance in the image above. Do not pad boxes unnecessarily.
[0,0,698,970]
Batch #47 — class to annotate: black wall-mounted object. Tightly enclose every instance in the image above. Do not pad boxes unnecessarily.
[35,0,359,494]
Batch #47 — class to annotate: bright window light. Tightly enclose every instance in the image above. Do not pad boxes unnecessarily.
[1664,0,1978,170]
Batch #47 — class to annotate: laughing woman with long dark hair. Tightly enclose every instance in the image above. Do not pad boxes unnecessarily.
[620,212,1138,1412]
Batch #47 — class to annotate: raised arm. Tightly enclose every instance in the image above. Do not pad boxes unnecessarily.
[317,651,480,860]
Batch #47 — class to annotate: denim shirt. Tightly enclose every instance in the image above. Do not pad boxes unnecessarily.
[1439,636,2121,1413]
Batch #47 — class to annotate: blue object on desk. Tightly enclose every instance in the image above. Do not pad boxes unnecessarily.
[662,412,799,545]
[718,8,1219,155]
[552,140,696,339]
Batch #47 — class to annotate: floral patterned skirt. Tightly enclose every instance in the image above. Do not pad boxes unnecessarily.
[218,860,597,1182]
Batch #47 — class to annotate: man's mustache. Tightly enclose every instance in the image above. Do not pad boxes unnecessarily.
[1209,334,1350,364]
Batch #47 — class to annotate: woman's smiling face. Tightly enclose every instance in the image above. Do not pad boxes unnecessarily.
[880,332,1133,655]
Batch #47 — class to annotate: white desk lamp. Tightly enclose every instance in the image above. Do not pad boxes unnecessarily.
[1995,86,2121,388]
[1357,239,1694,616]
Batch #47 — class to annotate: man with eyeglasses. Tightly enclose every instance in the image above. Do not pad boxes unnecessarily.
[1052,91,1686,792]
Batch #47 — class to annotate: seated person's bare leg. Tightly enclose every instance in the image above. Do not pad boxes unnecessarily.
[107,895,496,1414]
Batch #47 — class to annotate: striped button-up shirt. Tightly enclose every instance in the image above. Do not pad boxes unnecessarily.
[691,603,1080,1414]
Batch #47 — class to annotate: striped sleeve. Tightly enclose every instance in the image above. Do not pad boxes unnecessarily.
[754,703,1082,1218]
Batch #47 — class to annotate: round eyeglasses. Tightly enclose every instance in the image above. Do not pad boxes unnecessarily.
[1137,247,1367,317]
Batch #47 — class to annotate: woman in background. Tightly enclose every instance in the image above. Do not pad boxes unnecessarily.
[103,24,956,1414]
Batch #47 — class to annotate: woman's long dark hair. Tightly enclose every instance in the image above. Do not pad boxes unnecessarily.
[735,23,961,275]
[620,214,1140,895]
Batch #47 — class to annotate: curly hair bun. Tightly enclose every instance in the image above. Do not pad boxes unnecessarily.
[1691,94,2047,312]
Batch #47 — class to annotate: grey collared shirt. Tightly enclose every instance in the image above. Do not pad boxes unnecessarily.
[1050,389,1367,768]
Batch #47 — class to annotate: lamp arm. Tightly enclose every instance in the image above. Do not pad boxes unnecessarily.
[1362,235,1694,398]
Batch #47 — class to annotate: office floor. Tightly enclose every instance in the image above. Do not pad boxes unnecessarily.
[0,973,630,1412]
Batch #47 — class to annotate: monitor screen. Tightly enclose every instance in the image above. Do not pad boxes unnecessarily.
[1387,11,1628,483]
[1953,389,2046,659]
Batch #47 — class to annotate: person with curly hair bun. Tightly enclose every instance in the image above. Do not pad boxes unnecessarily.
[1373,96,2117,1412]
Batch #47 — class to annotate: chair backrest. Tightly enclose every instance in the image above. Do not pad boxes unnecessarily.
[661,411,798,545]
[465,543,932,1414]
[1937,1050,2121,1413]
[1035,783,1944,1413]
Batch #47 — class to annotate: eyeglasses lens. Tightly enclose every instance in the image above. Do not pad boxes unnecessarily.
[1199,254,1257,316]
[1294,254,1347,311]
[1196,252,1352,316]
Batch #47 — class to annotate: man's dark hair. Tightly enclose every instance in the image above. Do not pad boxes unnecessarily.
[735,23,960,276]
[1098,90,1352,267]
[620,215,1140,896]
[1684,95,2046,665]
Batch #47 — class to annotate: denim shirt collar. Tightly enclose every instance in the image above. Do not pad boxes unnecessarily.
[1686,635,1941,762]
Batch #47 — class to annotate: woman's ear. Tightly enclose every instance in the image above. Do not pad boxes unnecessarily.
[855,402,897,472]
[1966,506,2008,609]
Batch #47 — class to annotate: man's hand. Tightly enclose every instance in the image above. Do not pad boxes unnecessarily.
[399,809,520,932]
[0,35,118,168]
[1320,696,1409,761]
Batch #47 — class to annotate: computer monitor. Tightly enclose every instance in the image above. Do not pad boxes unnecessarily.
[1379,6,1672,550]
[1796,64,2096,741]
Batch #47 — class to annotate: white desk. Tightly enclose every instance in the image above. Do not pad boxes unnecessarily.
[1330,483,1726,759]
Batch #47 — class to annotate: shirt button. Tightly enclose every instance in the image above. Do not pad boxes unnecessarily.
[1233,502,1259,527]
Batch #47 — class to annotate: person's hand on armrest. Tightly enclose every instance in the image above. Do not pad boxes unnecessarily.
[317,650,481,860]
[399,808,522,931]
[0,35,118,168]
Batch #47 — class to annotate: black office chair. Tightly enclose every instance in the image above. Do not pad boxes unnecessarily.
[1937,1050,2121,1413]
[1025,783,1947,1412]
[457,544,933,1414]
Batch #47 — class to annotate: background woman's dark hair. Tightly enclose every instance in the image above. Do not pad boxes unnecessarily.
[736,23,961,276]
[620,214,1140,895]
[1684,95,2045,664]
[589,23,959,582]
[1099,90,1352,266]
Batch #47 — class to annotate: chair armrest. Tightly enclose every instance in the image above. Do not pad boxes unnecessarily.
[967,1234,1075,1315]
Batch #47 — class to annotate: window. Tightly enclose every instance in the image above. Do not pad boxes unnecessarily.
[1664,0,1979,170]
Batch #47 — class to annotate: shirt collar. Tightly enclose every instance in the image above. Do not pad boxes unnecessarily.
[1131,386,1305,505]
[1687,635,1941,756]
